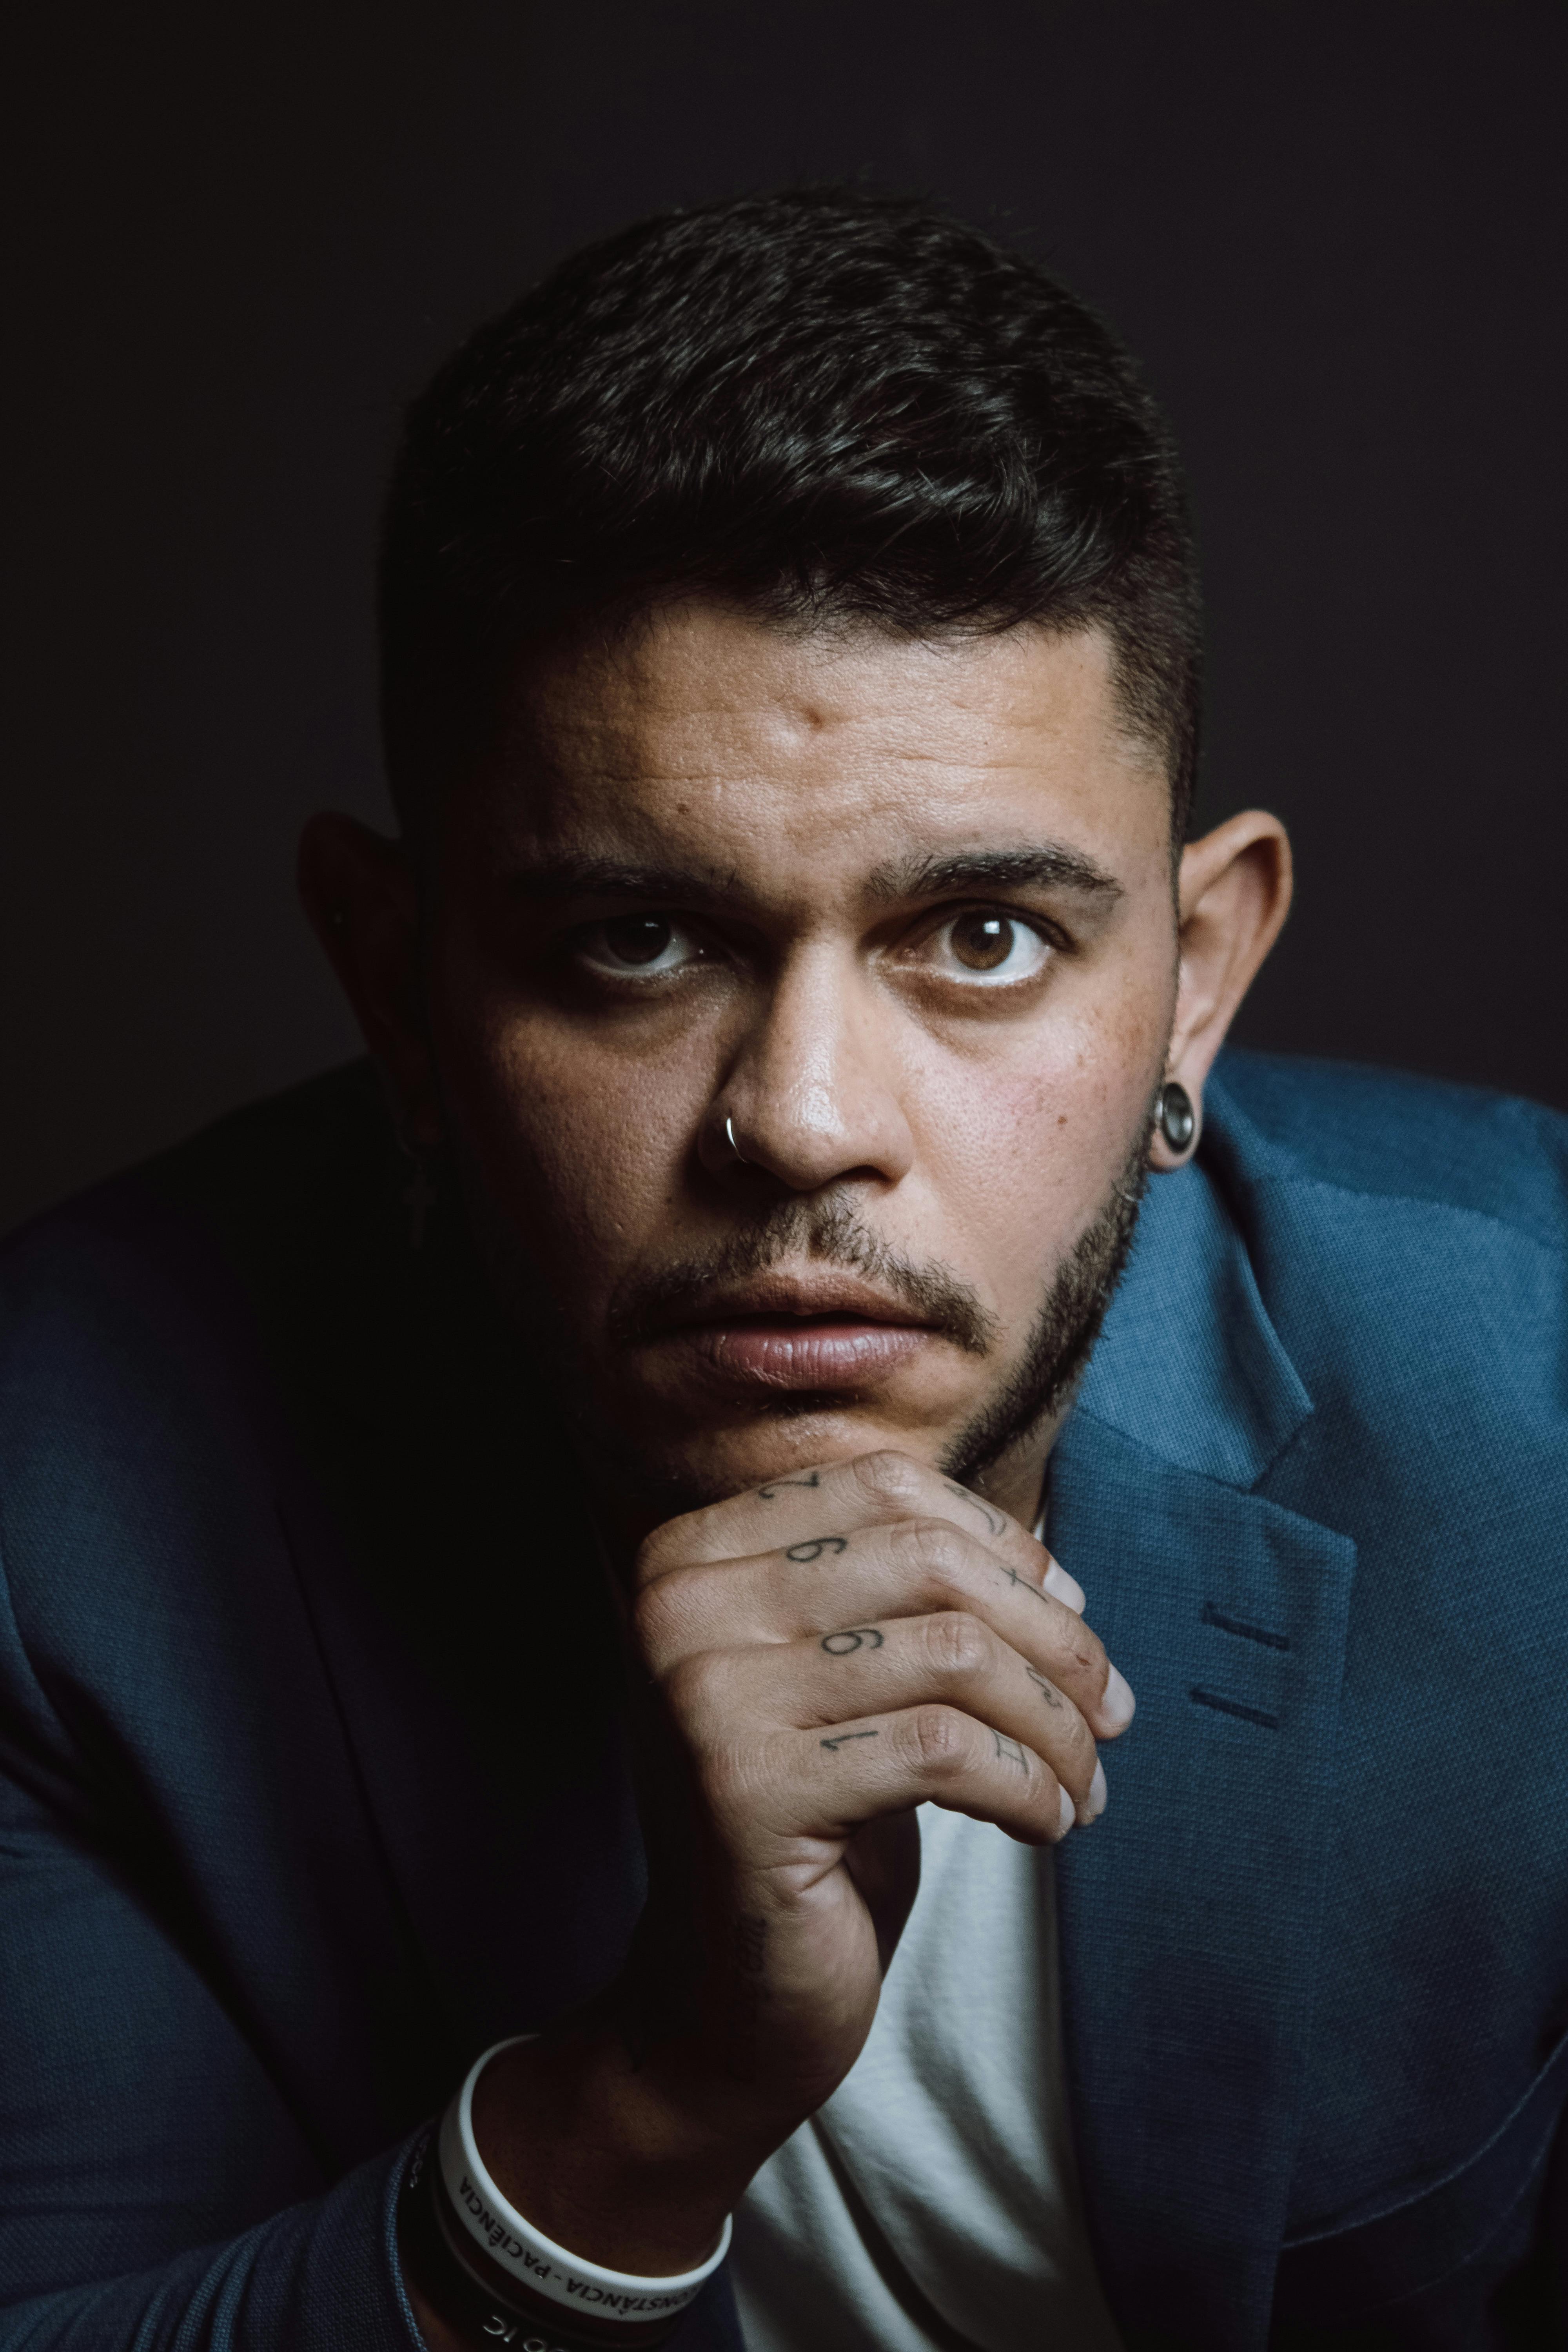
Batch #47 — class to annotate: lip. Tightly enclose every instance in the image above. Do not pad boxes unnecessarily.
[653,1273,938,1391]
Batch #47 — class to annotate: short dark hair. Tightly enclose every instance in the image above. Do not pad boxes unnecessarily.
[379,187,1203,842]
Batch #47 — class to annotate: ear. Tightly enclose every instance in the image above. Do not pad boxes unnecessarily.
[1152,809,1293,1170]
[297,813,443,1148]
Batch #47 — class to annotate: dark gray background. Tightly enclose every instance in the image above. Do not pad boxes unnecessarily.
[5,0,1565,1236]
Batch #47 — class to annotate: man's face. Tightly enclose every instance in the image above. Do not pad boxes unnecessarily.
[422,605,1179,1518]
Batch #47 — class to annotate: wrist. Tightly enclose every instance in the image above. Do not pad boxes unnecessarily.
[402,2127,695,2352]
[472,2031,743,2281]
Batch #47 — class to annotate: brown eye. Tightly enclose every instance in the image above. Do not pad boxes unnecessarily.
[924,910,1051,985]
[951,913,1017,970]
[601,915,674,965]
[573,913,699,976]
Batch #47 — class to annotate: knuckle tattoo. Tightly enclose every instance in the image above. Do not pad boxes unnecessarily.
[820,1626,885,1656]
[757,1468,824,1500]
[992,1555,1058,1615]
[1026,1665,1065,1711]
[942,1479,1006,1540]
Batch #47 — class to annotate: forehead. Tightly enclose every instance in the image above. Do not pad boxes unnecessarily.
[466,604,1171,886]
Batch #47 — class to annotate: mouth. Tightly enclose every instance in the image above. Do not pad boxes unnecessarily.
[653,1273,942,1390]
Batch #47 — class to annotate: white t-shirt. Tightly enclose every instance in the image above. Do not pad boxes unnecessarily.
[730,1803,1123,2350]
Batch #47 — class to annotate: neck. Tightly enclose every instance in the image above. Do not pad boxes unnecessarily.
[960,1413,1062,1534]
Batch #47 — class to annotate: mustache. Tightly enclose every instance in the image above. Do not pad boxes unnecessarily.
[606,1193,1000,1357]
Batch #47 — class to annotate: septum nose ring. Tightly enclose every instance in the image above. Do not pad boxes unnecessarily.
[723,1114,751,1165]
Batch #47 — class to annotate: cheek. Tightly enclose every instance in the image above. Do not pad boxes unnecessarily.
[909,969,1170,1302]
[433,985,713,1287]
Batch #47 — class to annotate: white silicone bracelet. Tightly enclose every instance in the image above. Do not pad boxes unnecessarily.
[437,2038,732,2325]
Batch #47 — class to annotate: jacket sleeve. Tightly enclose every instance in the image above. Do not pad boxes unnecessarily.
[0,2151,420,2352]
[0,1170,743,2352]
[0,1748,425,2352]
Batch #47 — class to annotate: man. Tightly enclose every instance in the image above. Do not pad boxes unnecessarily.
[0,187,1564,2352]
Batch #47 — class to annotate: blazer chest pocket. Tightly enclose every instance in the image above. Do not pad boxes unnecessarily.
[1270,2027,1568,2348]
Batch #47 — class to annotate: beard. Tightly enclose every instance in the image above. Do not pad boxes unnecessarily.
[938,1122,1147,1488]
[454,1107,1151,1518]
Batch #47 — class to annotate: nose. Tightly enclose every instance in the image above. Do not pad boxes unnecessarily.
[702,944,915,1194]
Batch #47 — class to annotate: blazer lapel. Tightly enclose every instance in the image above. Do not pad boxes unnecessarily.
[1046,1165,1357,2351]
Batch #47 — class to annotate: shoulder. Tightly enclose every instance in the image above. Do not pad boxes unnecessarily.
[1207,1047,1568,1258]
[1201,1051,1568,1530]
[0,1061,398,1492]
[0,1058,394,1363]
[1204,1047,1568,1397]
[0,1065,397,1724]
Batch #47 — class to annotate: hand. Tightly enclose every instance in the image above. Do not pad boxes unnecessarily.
[468,1450,1134,2279]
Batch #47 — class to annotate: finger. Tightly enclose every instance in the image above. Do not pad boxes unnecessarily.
[635,1517,1131,1741]
[777,1706,1076,1846]
[637,1449,1059,1594]
[676,1613,1106,1816]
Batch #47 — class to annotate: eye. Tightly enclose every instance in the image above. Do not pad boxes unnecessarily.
[926,910,1053,983]
[575,913,702,975]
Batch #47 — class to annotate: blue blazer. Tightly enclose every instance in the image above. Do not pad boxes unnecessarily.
[0,1051,1565,2350]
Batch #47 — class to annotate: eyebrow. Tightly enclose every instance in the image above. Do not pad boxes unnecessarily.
[503,842,1124,908]
[506,856,734,904]
[866,846,1124,902]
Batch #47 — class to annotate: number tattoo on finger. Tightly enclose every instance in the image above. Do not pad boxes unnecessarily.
[944,1479,1005,1539]
[786,1536,849,1563]
[820,1626,885,1655]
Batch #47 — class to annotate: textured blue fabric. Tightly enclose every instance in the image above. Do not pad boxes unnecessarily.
[0,1050,1563,2350]
[0,2143,418,2352]
[0,1066,733,2352]
[1049,1051,1568,2346]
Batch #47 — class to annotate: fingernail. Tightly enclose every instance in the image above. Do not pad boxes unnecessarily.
[1043,1558,1086,1614]
[1077,1760,1108,1824]
[1056,1782,1076,1840]
[1098,1664,1136,1731]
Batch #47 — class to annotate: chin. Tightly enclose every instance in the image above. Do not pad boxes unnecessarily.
[614,1403,955,1514]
